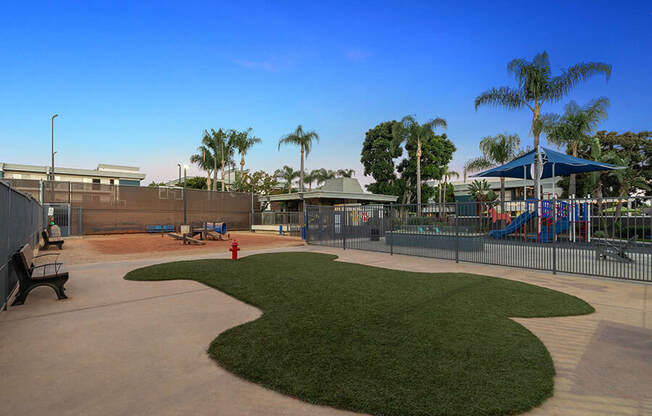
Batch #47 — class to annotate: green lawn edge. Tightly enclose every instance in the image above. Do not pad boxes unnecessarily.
[125,252,594,416]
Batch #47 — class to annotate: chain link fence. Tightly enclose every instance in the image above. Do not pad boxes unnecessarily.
[5,179,256,235]
[306,198,652,282]
[1,181,44,309]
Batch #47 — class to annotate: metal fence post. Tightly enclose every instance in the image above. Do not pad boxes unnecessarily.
[552,196,557,274]
[389,203,393,255]
[455,201,459,263]
[342,208,347,250]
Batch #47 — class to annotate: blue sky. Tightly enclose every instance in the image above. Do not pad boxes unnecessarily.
[1,1,650,185]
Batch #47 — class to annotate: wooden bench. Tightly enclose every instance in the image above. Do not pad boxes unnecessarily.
[10,244,68,306]
[42,227,64,250]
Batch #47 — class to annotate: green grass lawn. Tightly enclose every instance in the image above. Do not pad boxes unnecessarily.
[125,252,593,416]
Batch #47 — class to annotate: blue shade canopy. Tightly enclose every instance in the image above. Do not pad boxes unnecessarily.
[471,147,624,179]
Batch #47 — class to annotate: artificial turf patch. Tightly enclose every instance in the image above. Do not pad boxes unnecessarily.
[125,252,593,416]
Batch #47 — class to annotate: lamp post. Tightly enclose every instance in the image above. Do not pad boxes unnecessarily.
[183,165,188,224]
[177,163,182,186]
[51,114,58,182]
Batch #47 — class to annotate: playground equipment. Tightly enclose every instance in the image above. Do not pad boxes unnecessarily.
[489,199,590,242]
[487,207,512,225]
[596,237,636,263]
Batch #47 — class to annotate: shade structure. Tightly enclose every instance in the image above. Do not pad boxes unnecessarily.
[471,147,623,180]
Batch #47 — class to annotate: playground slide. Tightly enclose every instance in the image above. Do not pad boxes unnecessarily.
[488,210,537,239]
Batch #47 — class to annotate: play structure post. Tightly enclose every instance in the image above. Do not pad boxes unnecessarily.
[587,194,592,243]
[552,194,557,274]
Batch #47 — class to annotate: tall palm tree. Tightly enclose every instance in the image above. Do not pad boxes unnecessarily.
[393,115,447,212]
[278,125,320,192]
[464,134,521,216]
[336,169,355,178]
[190,145,215,190]
[200,128,230,191]
[439,166,459,219]
[275,165,300,194]
[541,98,609,196]
[475,51,611,201]
[232,128,262,176]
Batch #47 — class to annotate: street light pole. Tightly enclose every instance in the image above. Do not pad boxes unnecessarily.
[50,114,59,202]
[51,114,58,182]
[177,163,182,186]
[183,165,188,224]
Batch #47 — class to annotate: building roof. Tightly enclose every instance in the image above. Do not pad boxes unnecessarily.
[0,162,146,180]
[265,177,398,203]
[96,164,140,172]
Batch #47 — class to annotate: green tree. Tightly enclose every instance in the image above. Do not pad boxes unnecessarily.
[464,133,521,217]
[147,181,167,187]
[563,131,651,198]
[233,170,280,210]
[475,51,611,201]
[541,98,609,196]
[278,125,320,192]
[185,176,207,189]
[439,166,459,219]
[360,121,402,196]
[190,145,215,190]
[232,128,262,176]
[274,165,300,193]
[393,115,448,211]
[200,128,231,191]
[468,179,498,228]
[360,120,455,206]
[304,169,318,191]
[336,169,355,178]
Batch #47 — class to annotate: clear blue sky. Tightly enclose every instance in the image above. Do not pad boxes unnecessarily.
[1,1,650,185]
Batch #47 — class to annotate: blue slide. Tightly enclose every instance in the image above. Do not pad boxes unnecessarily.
[488,210,537,239]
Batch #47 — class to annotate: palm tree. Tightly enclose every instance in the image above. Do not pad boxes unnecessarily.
[200,129,229,191]
[275,165,300,194]
[190,145,215,190]
[393,115,447,212]
[336,169,355,178]
[475,51,611,201]
[439,166,459,220]
[468,179,498,229]
[541,98,609,196]
[232,128,262,176]
[464,134,521,218]
[278,125,320,192]
[315,169,335,187]
[304,169,318,191]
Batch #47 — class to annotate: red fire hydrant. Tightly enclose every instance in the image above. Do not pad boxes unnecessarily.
[229,240,240,260]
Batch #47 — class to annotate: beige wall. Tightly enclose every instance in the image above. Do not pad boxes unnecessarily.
[4,171,122,185]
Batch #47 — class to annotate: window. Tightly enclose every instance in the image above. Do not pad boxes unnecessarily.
[92,178,101,191]
[110,179,114,185]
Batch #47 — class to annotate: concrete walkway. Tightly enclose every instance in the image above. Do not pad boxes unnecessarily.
[0,246,650,415]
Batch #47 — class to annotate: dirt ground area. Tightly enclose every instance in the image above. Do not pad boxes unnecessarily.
[55,232,305,265]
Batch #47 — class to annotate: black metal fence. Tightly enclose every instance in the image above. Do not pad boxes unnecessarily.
[0,182,44,309]
[251,211,303,235]
[306,197,652,282]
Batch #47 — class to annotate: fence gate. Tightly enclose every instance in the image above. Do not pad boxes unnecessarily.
[44,203,71,237]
